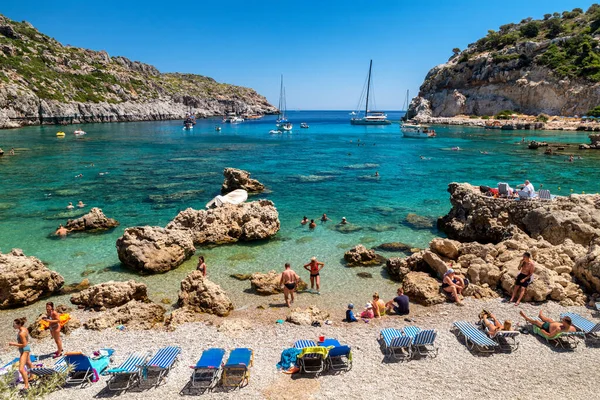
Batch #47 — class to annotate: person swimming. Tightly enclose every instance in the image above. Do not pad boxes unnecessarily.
[340,217,347,225]
[77,200,85,208]
[300,216,308,225]
[321,213,330,223]
[374,171,379,177]
[309,219,316,229]
[66,202,74,210]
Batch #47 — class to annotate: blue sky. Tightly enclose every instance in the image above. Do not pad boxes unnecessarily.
[1,0,596,109]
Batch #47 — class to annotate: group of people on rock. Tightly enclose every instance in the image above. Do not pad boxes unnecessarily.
[301,214,348,229]
[344,287,410,322]
[8,302,64,392]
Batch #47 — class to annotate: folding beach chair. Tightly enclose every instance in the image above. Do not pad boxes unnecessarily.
[294,340,316,349]
[529,317,583,349]
[380,328,412,361]
[497,183,510,197]
[63,349,114,386]
[410,329,439,358]
[30,356,68,380]
[105,351,150,391]
[320,339,352,372]
[538,189,552,201]
[1,354,38,371]
[221,348,253,388]
[140,346,181,388]
[190,348,225,390]
[453,321,498,353]
[487,330,520,352]
[560,312,600,343]
[296,346,330,376]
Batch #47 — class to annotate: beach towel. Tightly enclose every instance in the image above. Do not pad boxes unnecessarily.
[276,348,302,370]
[38,314,71,330]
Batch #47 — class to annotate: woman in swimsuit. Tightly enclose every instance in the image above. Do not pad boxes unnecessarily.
[442,269,465,305]
[196,256,207,277]
[9,317,33,391]
[371,292,386,317]
[304,257,324,293]
[45,302,63,357]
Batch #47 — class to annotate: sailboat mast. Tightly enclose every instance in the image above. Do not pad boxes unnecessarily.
[365,59,372,115]
[279,75,283,120]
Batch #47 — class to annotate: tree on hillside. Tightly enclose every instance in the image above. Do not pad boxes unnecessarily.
[543,14,552,20]
[545,18,563,38]
[520,22,540,38]
[452,48,461,56]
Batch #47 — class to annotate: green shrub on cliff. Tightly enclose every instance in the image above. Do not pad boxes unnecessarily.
[495,110,516,120]
[588,106,600,117]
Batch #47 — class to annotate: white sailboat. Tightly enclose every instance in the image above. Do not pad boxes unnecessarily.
[350,60,390,125]
[401,90,436,138]
[276,75,292,132]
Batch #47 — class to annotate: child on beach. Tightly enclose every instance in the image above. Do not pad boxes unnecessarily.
[345,304,357,322]
[359,303,374,320]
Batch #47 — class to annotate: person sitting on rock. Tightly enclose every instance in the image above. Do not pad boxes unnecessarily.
[509,252,535,306]
[520,310,575,336]
[518,179,535,198]
[479,309,511,336]
[441,269,465,306]
[386,287,410,316]
[300,216,308,225]
[344,303,357,322]
[55,224,69,237]
[371,292,386,318]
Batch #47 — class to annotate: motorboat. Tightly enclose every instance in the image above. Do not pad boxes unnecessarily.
[183,114,196,129]
[74,129,86,136]
[206,189,248,209]
[269,129,281,134]
[401,123,436,138]
[223,113,244,123]
[350,60,391,125]
[300,122,309,128]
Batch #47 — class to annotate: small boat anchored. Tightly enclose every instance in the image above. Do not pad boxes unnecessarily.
[276,75,293,132]
[300,123,309,129]
[74,129,86,136]
[350,60,391,125]
[183,114,196,129]
[400,91,435,138]
[223,112,244,123]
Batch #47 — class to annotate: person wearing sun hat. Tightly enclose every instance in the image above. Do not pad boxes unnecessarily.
[359,302,374,319]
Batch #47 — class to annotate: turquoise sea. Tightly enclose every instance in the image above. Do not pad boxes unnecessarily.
[0,111,598,308]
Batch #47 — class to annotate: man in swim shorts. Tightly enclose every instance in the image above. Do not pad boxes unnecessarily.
[280,263,300,307]
[304,257,324,293]
[55,224,69,237]
[510,252,535,306]
[519,310,575,336]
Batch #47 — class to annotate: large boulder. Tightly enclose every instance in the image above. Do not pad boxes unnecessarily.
[65,207,119,232]
[250,270,307,295]
[178,271,233,316]
[286,306,329,326]
[166,200,280,245]
[386,251,426,281]
[0,249,64,309]
[116,226,195,273]
[221,168,265,194]
[402,272,446,306]
[573,241,600,293]
[84,300,166,330]
[374,242,411,252]
[70,280,148,310]
[422,250,451,278]
[430,238,460,260]
[344,245,385,267]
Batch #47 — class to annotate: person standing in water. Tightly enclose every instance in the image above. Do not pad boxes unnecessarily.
[309,219,316,229]
[320,213,330,223]
[44,302,63,357]
[9,317,33,392]
[304,257,324,293]
[196,256,207,277]
[300,216,309,225]
[66,202,74,210]
[280,263,300,307]
[55,224,69,236]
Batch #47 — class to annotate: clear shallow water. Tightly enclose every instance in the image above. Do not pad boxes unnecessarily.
[0,111,598,308]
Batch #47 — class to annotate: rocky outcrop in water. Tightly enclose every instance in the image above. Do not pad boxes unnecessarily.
[178,271,233,317]
[343,245,386,267]
[70,280,148,310]
[0,249,64,309]
[116,226,195,273]
[65,207,119,232]
[221,168,265,194]
[166,200,280,245]
[0,14,277,129]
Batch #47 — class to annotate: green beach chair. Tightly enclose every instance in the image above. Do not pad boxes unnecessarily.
[530,318,583,349]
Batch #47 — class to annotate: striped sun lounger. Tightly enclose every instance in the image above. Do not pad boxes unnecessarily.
[294,340,317,349]
[560,312,600,342]
[105,351,150,391]
[190,348,225,390]
[380,328,412,361]
[453,321,499,353]
[411,329,439,358]
[529,317,584,349]
[31,357,68,379]
[140,346,181,388]
[221,348,253,388]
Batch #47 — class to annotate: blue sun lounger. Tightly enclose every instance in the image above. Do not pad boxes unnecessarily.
[62,349,114,386]
[140,346,181,388]
[221,348,253,388]
[453,321,498,353]
[560,312,600,342]
[321,339,352,372]
[105,351,150,391]
[380,328,412,361]
[190,348,225,390]
[1,354,38,371]
[403,327,439,358]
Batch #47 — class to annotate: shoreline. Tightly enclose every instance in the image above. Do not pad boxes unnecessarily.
[417,115,600,133]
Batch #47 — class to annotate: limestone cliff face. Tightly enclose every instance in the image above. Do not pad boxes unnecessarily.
[0,15,277,129]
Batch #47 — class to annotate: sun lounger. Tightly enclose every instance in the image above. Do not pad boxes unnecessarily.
[487,329,520,352]
[538,189,552,201]
[453,321,498,353]
[30,356,68,379]
[105,351,150,391]
[140,346,181,388]
[221,348,253,388]
[1,354,38,372]
[296,346,330,376]
[190,348,225,390]
[62,349,114,386]
[294,340,316,349]
[320,339,352,372]
[411,329,439,358]
[560,312,600,342]
[380,328,412,361]
[529,317,583,349]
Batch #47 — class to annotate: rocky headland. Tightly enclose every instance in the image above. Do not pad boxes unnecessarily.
[0,15,277,129]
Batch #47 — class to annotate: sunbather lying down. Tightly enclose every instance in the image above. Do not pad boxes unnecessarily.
[479,310,511,336]
[520,310,575,337]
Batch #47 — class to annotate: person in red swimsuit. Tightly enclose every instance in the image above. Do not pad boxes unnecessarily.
[304,257,324,293]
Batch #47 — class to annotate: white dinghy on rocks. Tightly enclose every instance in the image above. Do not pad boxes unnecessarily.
[205,189,249,209]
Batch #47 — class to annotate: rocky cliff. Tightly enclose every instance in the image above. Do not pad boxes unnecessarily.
[408,5,600,119]
[0,15,277,129]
